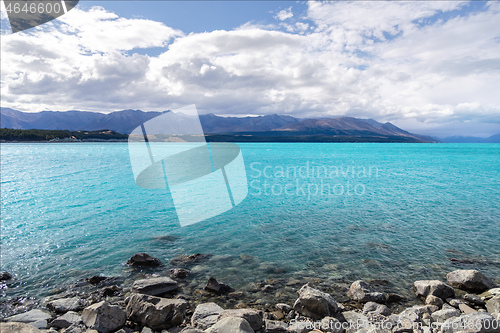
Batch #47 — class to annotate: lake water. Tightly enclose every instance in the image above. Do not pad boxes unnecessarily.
[1,143,499,303]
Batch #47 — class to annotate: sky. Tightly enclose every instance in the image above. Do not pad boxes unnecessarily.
[1,0,500,137]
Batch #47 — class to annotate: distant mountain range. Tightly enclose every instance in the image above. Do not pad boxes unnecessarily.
[442,134,500,143]
[1,107,438,143]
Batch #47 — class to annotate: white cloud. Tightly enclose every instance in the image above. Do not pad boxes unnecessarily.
[1,2,500,136]
[275,7,293,21]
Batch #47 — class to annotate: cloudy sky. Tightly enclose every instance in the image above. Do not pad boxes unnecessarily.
[1,1,500,137]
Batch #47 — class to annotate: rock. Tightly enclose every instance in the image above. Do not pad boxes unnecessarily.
[479,288,500,300]
[431,308,461,324]
[125,293,188,331]
[101,285,121,297]
[205,317,254,333]
[293,283,340,320]
[347,280,386,303]
[464,294,486,306]
[341,311,370,332]
[131,277,178,296]
[0,322,41,333]
[51,311,82,329]
[413,280,455,299]
[170,253,211,265]
[446,270,495,292]
[191,303,224,330]
[263,319,288,333]
[397,305,433,328]
[275,303,292,313]
[61,323,86,333]
[318,317,345,333]
[486,295,500,317]
[459,303,477,315]
[425,295,444,308]
[47,298,84,313]
[180,328,204,333]
[218,309,263,331]
[204,277,234,295]
[362,302,391,317]
[441,312,498,333]
[127,253,161,267]
[141,327,154,333]
[167,268,190,279]
[82,301,126,333]
[5,309,52,329]
[0,271,13,281]
[447,298,467,308]
[85,276,109,285]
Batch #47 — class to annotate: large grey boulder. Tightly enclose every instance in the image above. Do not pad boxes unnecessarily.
[5,309,52,329]
[430,308,461,324]
[82,301,126,333]
[363,302,391,317]
[293,283,340,319]
[486,295,500,317]
[218,309,263,331]
[341,311,370,333]
[131,277,178,296]
[205,317,254,333]
[446,270,495,292]
[263,319,288,333]
[191,302,224,330]
[180,328,204,333]
[413,280,455,299]
[347,280,386,303]
[441,312,498,333]
[397,305,434,328]
[125,293,188,331]
[0,322,41,333]
[50,311,82,329]
[47,298,84,313]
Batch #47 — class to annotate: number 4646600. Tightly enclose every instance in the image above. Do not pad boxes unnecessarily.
[5,1,63,14]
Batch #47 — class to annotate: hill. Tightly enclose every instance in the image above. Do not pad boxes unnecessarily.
[0,108,436,143]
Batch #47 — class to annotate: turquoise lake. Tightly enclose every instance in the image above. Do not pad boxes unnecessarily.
[1,143,499,301]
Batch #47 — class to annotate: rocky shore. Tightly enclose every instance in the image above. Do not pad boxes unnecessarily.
[1,253,499,333]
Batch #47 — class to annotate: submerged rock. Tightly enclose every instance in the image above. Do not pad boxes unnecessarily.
[191,303,224,330]
[347,280,386,303]
[127,253,161,267]
[205,277,234,295]
[131,277,178,296]
[0,271,13,281]
[413,280,455,299]
[168,268,190,280]
[82,301,126,333]
[85,276,109,285]
[293,283,340,320]
[125,293,188,331]
[170,253,211,265]
[446,270,495,292]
